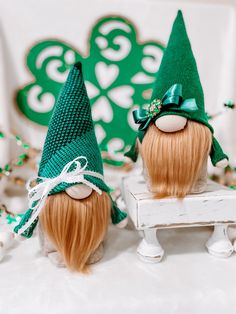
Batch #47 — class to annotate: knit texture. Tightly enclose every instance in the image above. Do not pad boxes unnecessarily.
[14,208,38,238]
[39,62,109,193]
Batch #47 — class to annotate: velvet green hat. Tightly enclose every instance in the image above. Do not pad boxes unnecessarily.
[14,62,127,238]
[126,10,228,166]
[150,10,212,130]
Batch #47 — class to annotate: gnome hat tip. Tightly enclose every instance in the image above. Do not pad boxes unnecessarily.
[175,10,185,27]
[177,9,183,17]
[74,61,82,70]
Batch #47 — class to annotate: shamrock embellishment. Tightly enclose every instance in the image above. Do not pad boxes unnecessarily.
[6,214,24,225]
[6,214,17,225]
[148,99,162,118]
[16,16,164,165]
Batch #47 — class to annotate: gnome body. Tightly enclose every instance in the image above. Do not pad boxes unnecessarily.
[14,62,127,272]
[126,11,232,257]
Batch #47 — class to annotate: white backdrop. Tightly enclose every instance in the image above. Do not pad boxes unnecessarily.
[0,0,236,167]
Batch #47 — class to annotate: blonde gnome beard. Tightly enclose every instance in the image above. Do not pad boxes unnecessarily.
[139,121,212,199]
[39,191,111,273]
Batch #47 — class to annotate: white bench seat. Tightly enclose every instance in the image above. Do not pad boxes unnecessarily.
[121,175,236,262]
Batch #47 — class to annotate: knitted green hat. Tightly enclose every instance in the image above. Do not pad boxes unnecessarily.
[14,62,127,238]
[38,62,108,193]
[126,10,228,166]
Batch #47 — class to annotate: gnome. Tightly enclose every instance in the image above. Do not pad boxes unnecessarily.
[126,11,232,257]
[14,62,128,272]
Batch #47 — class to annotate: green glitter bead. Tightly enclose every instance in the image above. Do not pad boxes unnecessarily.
[22,143,30,149]
[224,100,235,109]
[4,164,11,171]
[16,160,24,166]
[0,132,5,139]
[19,153,27,160]
[15,135,22,145]
[15,135,22,141]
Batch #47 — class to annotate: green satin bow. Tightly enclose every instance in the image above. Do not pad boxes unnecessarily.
[133,84,198,131]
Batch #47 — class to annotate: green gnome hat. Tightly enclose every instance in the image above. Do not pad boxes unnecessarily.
[151,10,212,130]
[126,10,228,166]
[14,62,127,238]
[38,62,108,193]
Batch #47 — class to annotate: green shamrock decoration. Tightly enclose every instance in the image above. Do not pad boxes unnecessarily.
[16,16,164,165]
[3,214,23,225]
[6,214,17,225]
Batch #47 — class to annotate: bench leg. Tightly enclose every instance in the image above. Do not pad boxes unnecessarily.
[137,229,164,263]
[206,224,233,258]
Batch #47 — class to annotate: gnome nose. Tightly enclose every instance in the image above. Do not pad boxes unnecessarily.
[66,184,93,199]
[155,115,187,132]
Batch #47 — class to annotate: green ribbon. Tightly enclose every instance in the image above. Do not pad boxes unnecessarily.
[133,84,198,132]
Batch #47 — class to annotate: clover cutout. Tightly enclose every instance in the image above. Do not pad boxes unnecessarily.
[16,16,164,165]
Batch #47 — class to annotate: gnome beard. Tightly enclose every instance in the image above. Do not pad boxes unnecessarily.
[139,120,212,199]
[39,190,111,273]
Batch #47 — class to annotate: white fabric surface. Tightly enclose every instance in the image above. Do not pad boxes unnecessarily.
[1,224,236,314]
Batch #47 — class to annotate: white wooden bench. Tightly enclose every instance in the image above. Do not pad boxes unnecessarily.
[121,175,236,262]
